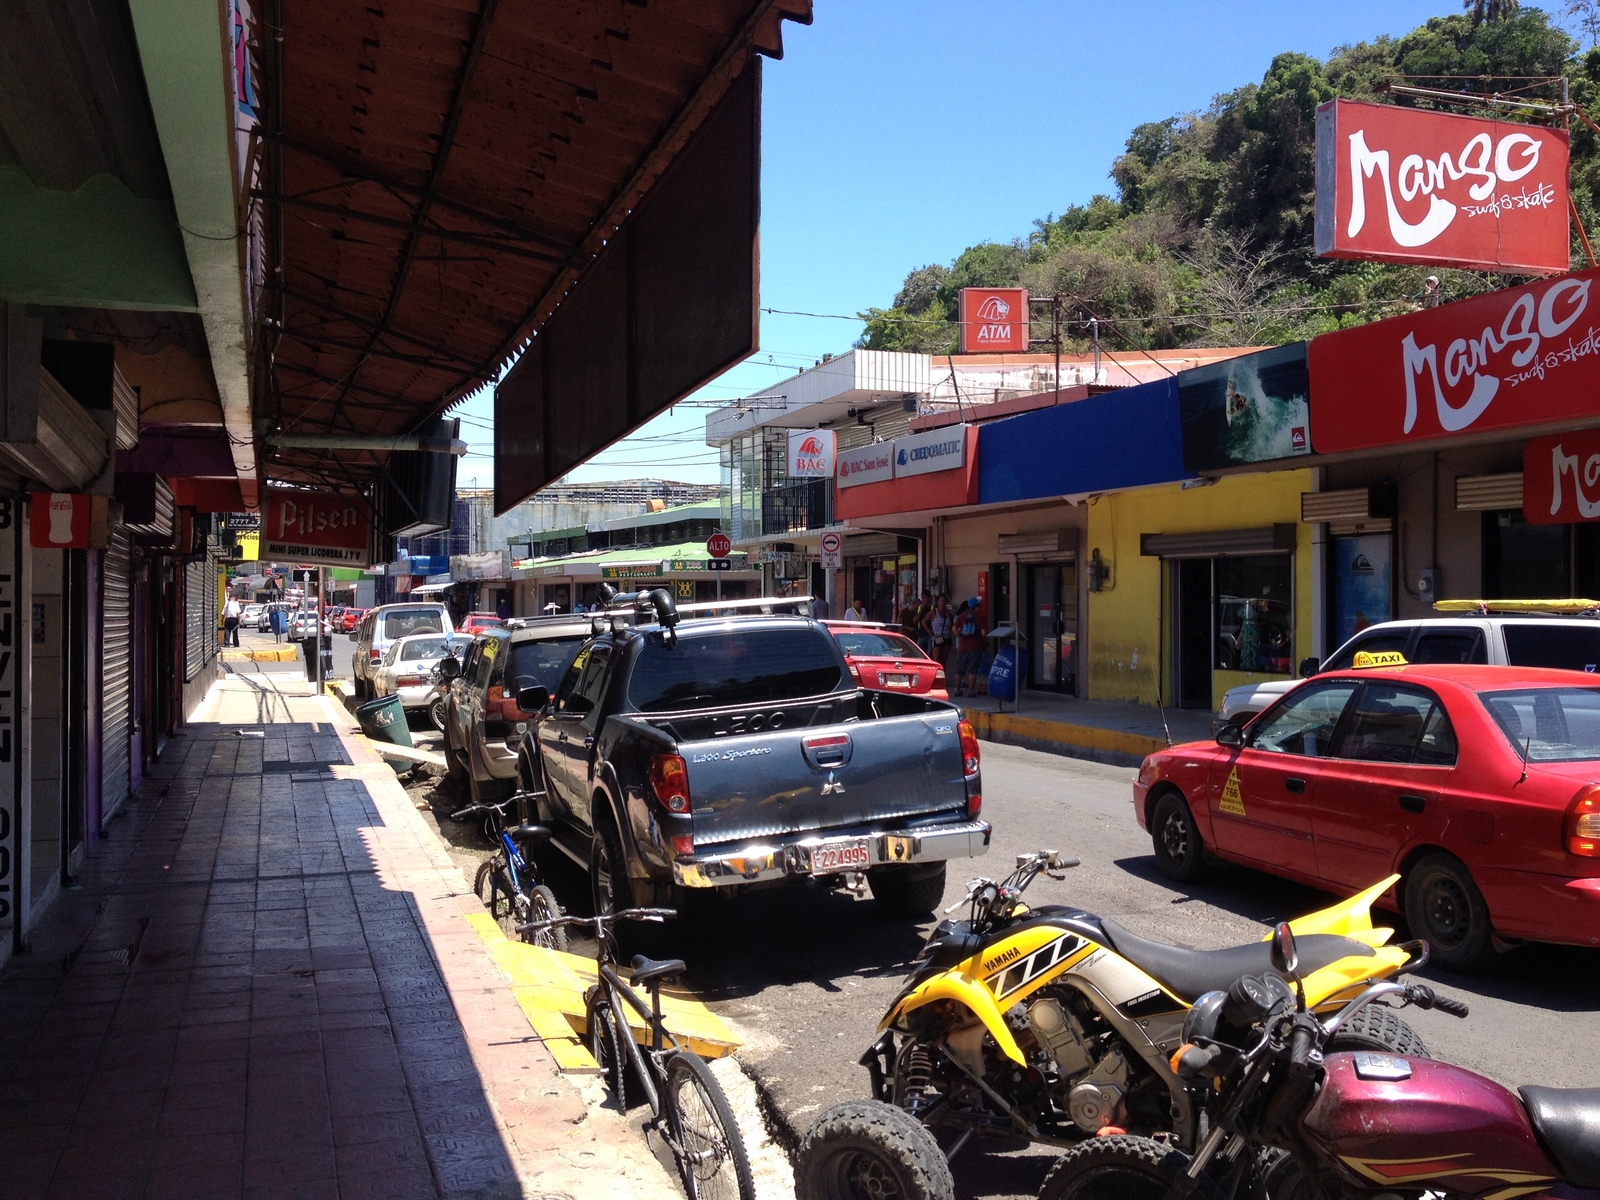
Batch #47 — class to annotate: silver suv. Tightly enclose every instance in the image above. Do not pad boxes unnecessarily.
[351,603,455,700]
[1217,613,1600,728]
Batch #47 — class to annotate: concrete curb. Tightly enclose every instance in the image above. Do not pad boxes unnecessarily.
[219,646,299,662]
[964,707,1164,768]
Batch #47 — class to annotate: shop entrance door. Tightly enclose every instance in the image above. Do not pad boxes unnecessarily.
[1027,562,1078,693]
[1175,559,1213,709]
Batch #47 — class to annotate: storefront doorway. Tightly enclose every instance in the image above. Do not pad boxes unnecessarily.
[1026,562,1078,693]
[1171,553,1295,710]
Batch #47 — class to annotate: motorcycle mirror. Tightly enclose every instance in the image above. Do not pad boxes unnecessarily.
[438,657,461,679]
[1270,921,1300,977]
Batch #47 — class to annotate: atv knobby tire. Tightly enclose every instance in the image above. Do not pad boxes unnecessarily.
[795,1100,954,1200]
[1039,1134,1201,1200]
[1326,1004,1429,1058]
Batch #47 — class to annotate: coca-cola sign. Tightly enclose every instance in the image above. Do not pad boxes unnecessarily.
[1314,99,1570,274]
[1524,429,1600,524]
[1308,267,1600,453]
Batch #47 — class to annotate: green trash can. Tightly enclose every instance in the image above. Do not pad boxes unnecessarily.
[355,693,412,771]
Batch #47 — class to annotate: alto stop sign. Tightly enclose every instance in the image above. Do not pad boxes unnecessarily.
[707,533,732,559]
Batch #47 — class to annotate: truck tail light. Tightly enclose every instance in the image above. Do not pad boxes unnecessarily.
[967,791,983,819]
[369,648,383,663]
[650,753,691,814]
[958,720,981,778]
[1568,784,1600,857]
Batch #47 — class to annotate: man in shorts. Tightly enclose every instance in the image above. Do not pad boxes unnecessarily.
[952,599,985,696]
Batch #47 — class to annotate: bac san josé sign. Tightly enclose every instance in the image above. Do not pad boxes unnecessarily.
[1309,267,1600,454]
[1314,99,1570,275]
[959,288,1029,353]
[263,488,372,567]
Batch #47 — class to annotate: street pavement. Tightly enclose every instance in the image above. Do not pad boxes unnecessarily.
[524,740,1600,1200]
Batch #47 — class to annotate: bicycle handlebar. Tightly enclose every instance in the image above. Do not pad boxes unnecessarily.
[516,907,678,936]
[449,799,511,822]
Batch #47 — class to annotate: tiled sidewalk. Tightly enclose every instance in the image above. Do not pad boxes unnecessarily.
[0,673,677,1200]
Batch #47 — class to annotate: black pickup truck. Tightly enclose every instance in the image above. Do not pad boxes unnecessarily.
[513,592,990,917]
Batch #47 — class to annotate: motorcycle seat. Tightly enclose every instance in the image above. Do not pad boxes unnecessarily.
[1098,919,1374,1003]
[1519,1087,1600,1187]
[630,954,687,987]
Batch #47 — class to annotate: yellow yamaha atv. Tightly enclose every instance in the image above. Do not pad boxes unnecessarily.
[860,850,1427,1156]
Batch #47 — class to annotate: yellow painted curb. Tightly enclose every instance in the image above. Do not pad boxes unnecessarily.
[965,708,1166,760]
[465,913,741,1072]
[220,647,299,663]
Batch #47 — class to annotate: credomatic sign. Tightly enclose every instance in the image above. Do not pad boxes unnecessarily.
[1314,99,1570,275]
[894,426,967,478]
[959,288,1029,353]
[1308,266,1600,454]
[1524,428,1600,523]
[262,488,372,567]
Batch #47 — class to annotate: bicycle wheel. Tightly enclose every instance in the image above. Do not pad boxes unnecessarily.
[586,989,629,1111]
[474,859,518,939]
[664,1052,755,1200]
[524,883,568,953]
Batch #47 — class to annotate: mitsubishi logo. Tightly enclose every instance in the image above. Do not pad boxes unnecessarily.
[821,771,845,796]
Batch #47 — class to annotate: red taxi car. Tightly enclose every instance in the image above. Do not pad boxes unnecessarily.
[459,612,506,635]
[340,607,365,633]
[1134,659,1600,971]
[825,622,949,700]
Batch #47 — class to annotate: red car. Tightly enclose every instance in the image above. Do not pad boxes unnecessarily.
[1134,661,1600,971]
[340,608,365,633]
[459,612,506,635]
[825,622,948,700]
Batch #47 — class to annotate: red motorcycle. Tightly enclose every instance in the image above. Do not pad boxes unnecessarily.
[1038,926,1600,1200]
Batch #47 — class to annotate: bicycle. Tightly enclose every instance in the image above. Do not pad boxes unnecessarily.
[450,797,567,952]
[522,907,756,1200]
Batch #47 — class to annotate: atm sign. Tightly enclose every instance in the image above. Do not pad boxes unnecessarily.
[960,288,1029,353]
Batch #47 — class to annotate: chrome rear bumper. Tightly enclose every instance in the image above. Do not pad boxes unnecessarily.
[671,819,991,888]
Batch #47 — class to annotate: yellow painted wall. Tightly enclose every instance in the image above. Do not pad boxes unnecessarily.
[1085,471,1313,708]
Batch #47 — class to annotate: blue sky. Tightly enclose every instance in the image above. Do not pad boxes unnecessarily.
[455,1,1561,491]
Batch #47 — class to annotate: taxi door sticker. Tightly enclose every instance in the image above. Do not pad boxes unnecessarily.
[1218,767,1246,816]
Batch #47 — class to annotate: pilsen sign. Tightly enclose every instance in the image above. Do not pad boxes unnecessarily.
[1308,266,1600,454]
[1314,99,1570,275]
[1524,428,1600,524]
[262,488,372,566]
[959,287,1029,353]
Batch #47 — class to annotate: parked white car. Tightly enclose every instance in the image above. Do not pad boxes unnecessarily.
[1216,613,1600,729]
[375,633,459,711]
[240,602,267,630]
[351,603,456,700]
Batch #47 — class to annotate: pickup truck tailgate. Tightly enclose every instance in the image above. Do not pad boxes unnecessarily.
[680,711,967,846]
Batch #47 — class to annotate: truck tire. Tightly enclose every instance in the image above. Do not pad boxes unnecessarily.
[867,863,946,916]
[795,1100,953,1200]
[591,813,633,919]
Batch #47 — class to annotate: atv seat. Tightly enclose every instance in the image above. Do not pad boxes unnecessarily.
[1520,1087,1600,1187]
[630,955,687,987]
[509,824,553,847]
[1098,919,1374,1003]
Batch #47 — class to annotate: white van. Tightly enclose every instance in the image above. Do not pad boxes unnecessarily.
[352,603,455,700]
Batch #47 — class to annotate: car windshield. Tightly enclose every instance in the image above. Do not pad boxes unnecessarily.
[1479,686,1600,761]
[382,610,445,640]
[510,636,586,691]
[832,630,928,659]
[629,627,843,712]
[399,637,449,662]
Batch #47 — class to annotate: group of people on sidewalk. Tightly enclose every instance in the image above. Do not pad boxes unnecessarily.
[842,589,988,697]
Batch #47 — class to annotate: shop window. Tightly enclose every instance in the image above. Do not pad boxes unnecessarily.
[1215,555,1293,675]
[1484,511,1569,598]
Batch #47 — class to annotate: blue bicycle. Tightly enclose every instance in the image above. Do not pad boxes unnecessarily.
[452,797,567,951]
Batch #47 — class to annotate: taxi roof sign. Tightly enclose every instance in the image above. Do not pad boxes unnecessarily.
[1352,650,1408,669]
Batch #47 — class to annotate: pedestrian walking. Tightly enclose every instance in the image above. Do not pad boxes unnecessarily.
[223,596,242,647]
[929,594,952,667]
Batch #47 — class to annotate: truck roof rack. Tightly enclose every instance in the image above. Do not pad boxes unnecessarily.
[1433,599,1600,616]
[587,587,815,643]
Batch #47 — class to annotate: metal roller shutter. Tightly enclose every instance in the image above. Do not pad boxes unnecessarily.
[101,526,132,824]
[184,558,206,680]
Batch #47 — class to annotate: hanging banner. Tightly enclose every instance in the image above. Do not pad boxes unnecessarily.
[1524,428,1600,524]
[786,429,836,478]
[1178,344,1311,471]
[1314,99,1570,275]
[959,287,1029,353]
[1308,267,1600,454]
[262,488,373,567]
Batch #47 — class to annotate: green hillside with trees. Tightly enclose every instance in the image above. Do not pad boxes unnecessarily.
[857,3,1600,356]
